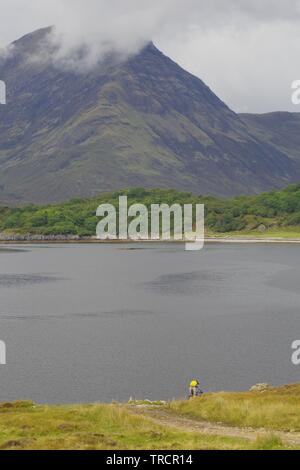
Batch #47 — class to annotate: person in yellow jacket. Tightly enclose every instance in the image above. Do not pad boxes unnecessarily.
[189,379,201,398]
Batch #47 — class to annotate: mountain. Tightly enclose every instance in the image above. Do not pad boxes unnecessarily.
[0,27,300,204]
[240,112,300,161]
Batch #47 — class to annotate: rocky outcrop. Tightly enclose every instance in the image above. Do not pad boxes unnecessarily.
[250,383,272,392]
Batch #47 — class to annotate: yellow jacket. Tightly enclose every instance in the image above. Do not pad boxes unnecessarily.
[190,380,199,388]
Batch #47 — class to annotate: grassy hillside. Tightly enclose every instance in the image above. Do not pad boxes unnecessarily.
[2,184,300,237]
[170,384,300,431]
[0,402,252,450]
[0,384,299,450]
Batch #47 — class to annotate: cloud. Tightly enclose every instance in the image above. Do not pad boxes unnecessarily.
[162,19,300,113]
[0,0,300,112]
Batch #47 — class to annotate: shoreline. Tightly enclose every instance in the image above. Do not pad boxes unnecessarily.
[1,236,300,245]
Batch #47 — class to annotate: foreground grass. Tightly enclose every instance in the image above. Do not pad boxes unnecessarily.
[0,401,266,450]
[0,387,298,450]
[170,384,300,432]
[0,385,299,450]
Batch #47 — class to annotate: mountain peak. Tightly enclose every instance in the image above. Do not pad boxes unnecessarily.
[11,26,53,53]
[13,26,53,44]
[8,27,163,75]
[141,41,158,52]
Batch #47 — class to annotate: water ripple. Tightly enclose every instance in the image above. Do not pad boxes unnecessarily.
[0,273,62,288]
[143,271,226,296]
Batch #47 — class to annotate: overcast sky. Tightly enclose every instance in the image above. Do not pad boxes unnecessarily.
[1,0,300,113]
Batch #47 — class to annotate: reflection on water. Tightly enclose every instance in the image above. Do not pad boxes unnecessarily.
[0,273,62,288]
[0,248,28,254]
[144,271,226,295]
[0,309,153,321]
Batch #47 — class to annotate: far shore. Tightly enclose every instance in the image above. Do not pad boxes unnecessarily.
[1,236,300,245]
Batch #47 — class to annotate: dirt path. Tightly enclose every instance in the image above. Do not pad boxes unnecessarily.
[128,406,300,446]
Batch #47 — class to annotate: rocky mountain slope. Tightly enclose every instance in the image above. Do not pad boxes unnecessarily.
[240,112,300,161]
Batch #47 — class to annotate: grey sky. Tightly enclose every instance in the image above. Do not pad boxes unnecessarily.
[0,0,300,113]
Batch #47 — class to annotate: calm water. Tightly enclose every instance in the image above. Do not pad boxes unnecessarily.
[0,243,299,403]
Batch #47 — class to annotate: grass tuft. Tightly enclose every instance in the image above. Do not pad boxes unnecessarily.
[253,434,285,451]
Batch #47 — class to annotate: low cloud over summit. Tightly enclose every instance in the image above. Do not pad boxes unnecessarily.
[1,0,300,112]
